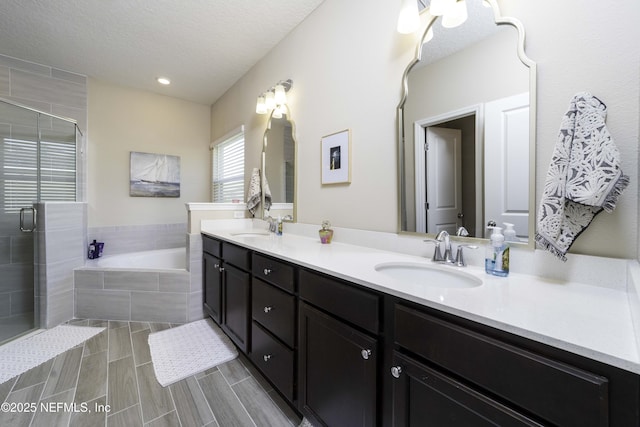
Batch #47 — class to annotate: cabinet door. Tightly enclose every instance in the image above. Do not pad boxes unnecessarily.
[222,263,250,353]
[203,253,222,324]
[299,303,377,427]
[391,351,543,427]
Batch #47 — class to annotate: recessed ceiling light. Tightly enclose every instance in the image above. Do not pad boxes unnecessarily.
[157,77,171,85]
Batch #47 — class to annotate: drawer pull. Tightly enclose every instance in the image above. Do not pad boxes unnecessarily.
[263,306,273,313]
[391,366,402,378]
[263,268,272,275]
[263,354,272,362]
[361,349,372,360]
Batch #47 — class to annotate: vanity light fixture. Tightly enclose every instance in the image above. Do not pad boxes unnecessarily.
[442,0,468,28]
[156,77,171,85]
[397,0,469,34]
[397,0,420,34]
[255,79,293,115]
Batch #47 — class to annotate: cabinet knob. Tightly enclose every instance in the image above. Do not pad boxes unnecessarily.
[391,366,402,379]
[263,268,272,276]
[263,354,272,362]
[219,267,225,272]
[214,263,219,269]
[263,306,273,313]
[361,349,372,360]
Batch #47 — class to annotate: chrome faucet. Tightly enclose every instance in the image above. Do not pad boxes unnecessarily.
[265,216,277,233]
[425,230,477,266]
[424,230,454,264]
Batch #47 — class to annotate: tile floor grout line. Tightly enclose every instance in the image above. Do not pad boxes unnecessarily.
[220,364,258,427]
[195,372,221,427]
[164,379,184,427]
[129,321,145,425]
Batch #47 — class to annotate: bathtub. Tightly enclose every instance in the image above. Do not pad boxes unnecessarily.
[84,247,186,271]
[75,246,196,323]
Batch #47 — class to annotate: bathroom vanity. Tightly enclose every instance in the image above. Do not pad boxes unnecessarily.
[201,229,640,427]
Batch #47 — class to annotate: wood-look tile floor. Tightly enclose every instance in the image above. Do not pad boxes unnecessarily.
[0,319,302,427]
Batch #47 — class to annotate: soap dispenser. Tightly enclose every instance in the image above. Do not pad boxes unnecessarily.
[503,222,517,242]
[485,226,509,277]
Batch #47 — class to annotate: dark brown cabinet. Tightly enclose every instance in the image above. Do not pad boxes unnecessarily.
[390,351,543,426]
[221,262,250,353]
[202,234,640,427]
[250,253,297,403]
[203,237,222,324]
[202,236,251,353]
[298,269,380,427]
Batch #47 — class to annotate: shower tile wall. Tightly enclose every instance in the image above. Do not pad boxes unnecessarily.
[87,223,187,256]
[0,53,87,201]
[36,202,87,328]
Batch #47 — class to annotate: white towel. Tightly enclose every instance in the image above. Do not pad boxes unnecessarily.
[536,92,629,261]
[246,168,272,215]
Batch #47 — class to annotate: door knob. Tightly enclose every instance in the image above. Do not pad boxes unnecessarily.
[391,366,402,378]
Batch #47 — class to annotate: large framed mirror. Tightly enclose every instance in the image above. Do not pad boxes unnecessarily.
[398,0,536,247]
[261,105,296,220]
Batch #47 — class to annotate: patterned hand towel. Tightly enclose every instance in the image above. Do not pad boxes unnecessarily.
[246,168,272,215]
[535,92,629,261]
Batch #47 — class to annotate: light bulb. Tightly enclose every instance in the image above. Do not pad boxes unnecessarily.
[442,0,468,28]
[397,0,420,34]
[274,83,287,105]
[256,95,267,114]
[265,91,276,110]
[429,0,455,16]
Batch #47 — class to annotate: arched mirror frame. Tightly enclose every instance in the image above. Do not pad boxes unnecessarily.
[397,0,537,248]
[261,104,297,221]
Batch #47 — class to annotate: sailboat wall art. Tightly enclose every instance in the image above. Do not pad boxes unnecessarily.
[130,151,181,197]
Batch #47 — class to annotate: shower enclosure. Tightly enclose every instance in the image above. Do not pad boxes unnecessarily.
[0,98,80,344]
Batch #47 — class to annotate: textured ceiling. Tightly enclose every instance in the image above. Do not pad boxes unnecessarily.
[0,0,324,105]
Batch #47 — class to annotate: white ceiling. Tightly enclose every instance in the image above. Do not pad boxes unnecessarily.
[0,0,325,105]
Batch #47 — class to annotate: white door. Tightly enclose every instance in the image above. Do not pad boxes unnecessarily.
[425,127,462,234]
[484,93,529,239]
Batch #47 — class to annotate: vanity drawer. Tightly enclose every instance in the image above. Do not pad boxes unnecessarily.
[222,242,251,271]
[299,269,379,334]
[202,235,221,257]
[252,278,296,347]
[252,253,295,293]
[394,304,609,427]
[251,321,294,402]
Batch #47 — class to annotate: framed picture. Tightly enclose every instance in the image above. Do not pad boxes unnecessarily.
[130,151,181,197]
[321,129,351,185]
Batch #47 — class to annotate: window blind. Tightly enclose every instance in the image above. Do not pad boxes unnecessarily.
[2,137,76,213]
[212,131,245,202]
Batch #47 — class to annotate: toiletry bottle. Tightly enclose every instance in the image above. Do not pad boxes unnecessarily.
[485,227,509,277]
[503,222,517,242]
[276,215,283,236]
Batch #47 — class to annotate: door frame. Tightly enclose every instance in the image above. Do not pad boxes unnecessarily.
[414,104,484,234]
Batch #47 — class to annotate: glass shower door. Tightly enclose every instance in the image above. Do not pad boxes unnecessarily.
[0,101,39,343]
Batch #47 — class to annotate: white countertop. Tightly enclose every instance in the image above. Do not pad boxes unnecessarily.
[201,225,640,375]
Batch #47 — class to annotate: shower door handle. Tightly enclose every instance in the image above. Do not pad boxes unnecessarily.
[20,207,37,232]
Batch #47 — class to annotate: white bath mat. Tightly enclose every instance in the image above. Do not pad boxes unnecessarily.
[148,318,238,387]
[0,325,105,384]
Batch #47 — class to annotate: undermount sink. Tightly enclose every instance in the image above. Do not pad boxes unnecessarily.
[374,262,482,289]
[230,231,270,237]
